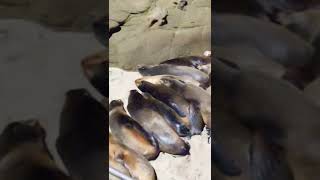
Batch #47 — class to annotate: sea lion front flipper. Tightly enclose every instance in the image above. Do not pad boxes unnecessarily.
[212,141,242,176]
[249,132,293,180]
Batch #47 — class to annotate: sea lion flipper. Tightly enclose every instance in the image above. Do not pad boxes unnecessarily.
[212,142,242,176]
[249,133,293,180]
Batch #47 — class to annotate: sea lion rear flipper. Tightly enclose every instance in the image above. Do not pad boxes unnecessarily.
[212,141,242,176]
[249,132,293,180]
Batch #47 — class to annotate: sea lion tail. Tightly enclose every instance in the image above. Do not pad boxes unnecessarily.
[249,132,293,180]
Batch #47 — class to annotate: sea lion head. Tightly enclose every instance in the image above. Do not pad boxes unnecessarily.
[0,119,52,159]
[109,99,124,111]
[1,119,45,145]
[137,65,154,76]
[65,88,92,105]
[135,80,155,92]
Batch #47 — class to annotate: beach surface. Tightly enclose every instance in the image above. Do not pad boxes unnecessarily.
[109,67,211,180]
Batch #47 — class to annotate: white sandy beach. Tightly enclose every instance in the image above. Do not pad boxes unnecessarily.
[109,67,211,180]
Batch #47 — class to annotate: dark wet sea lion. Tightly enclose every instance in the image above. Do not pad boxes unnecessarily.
[0,120,72,180]
[142,93,191,137]
[109,100,160,160]
[213,58,320,180]
[56,88,107,180]
[213,14,314,68]
[109,133,157,180]
[137,76,211,129]
[160,56,211,74]
[135,80,204,135]
[127,90,190,155]
[138,64,209,87]
[81,50,108,97]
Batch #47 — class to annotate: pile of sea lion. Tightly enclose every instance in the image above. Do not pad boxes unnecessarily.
[108,53,212,180]
[213,1,320,180]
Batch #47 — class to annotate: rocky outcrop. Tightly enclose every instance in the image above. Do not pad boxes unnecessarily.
[109,0,211,70]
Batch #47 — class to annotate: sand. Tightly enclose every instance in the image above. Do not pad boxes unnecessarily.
[109,67,211,180]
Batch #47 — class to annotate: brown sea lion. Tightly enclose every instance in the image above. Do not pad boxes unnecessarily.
[213,46,286,78]
[56,89,107,180]
[109,133,157,180]
[109,100,160,160]
[137,76,211,129]
[127,90,190,155]
[142,93,191,137]
[160,56,211,74]
[81,50,108,97]
[213,58,320,180]
[135,80,204,135]
[0,119,72,180]
[137,64,210,88]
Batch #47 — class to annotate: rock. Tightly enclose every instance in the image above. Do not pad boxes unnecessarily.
[109,0,211,70]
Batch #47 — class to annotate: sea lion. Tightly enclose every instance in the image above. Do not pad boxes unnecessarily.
[0,119,72,180]
[138,64,209,88]
[109,99,160,160]
[109,133,157,180]
[213,58,320,180]
[213,14,314,68]
[277,9,320,42]
[137,76,211,129]
[136,75,201,87]
[81,50,108,97]
[109,158,131,180]
[135,80,204,135]
[142,93,191,137]
[160,56,211,74]
[56,89,107,180]
[213,46,286,78]
[127,90,190,155]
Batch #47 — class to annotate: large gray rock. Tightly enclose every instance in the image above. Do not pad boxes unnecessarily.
[109,0,211,70]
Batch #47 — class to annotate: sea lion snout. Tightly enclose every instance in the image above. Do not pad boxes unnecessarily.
[135,78,143,86]
[180,142,191,155]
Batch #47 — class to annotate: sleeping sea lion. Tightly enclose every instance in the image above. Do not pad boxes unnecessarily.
[213,58,320,180]
[213,46,286,78]
[160,56,211,74]
[137,76,211,129]
[56,88,107,180]
[135,80,204,135]
[138,64,209,88]
[142,93,191,137]
[109,99,160,160]
[0,119,72,180]
[127,90,190,155]
[109,133,157,180]
[213,14,314,68]
[81,50,108,97]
